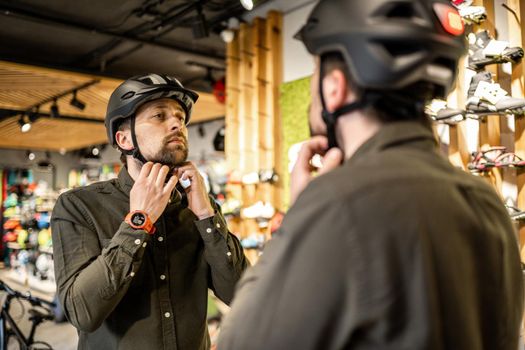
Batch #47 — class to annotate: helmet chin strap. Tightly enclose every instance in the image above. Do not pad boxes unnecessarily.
[120,115,149,165]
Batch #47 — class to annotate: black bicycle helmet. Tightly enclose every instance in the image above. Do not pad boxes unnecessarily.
[297,0,467,148]
[105,73,199,163]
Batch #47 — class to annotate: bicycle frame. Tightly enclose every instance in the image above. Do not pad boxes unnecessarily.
[0,294,33,350]
[0,281,54,350]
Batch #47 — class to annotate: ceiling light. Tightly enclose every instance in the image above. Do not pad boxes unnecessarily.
[27,150,35,161]
[228,17,240,30]
[220,29,235,43]
[50,100,60,118]
[70,91,86,111]
[18,115,31,133]
[240,0,254,10]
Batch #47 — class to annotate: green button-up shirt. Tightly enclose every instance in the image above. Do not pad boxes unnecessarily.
[219,121,524,350]
[52,167,248,350]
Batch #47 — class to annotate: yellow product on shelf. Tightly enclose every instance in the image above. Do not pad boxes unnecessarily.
[16,229,28,248]
[38,228,52,247]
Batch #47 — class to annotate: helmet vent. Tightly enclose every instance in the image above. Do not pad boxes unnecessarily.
[432,57,455,72]
[384,3,416,19]
[382,41,423,58]
[121,91,135,100]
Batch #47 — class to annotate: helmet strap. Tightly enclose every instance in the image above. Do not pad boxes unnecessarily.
[129,115,148,164]
[318,60,376,149]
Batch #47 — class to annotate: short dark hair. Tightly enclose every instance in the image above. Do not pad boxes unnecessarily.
[320,52,431,128]
[116,118,131,165]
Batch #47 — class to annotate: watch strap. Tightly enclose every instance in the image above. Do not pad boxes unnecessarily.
[125,210,156,235]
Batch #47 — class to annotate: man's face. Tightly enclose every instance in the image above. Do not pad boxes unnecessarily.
[309,57,327,137]
[134,98,189,167]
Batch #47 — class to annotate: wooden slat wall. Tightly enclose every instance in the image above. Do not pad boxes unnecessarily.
[506,0,525,262]
[0,118,107,151]
[225,11,283,265]
[226,28,241,174]
[0,61,225,151]
[225,26,243,244]
[266,11,283,211]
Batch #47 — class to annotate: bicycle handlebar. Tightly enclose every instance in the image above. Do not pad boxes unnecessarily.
[0,280,56,309]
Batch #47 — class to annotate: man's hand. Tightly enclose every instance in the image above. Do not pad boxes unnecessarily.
[130,162,178,224]
[290,136,343,205]
[176,162,214,220]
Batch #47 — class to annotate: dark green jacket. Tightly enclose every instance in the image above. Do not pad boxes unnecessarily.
[52,167,248,350]
[218,121,524,350]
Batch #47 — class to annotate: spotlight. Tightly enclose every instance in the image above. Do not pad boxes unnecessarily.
[228,17,240,30]
[27,150,35,161]
[18,115,31,133]
[240,0,253,10]
[50,100,60,118]
[70,91,86,111]
[220,29,235,43]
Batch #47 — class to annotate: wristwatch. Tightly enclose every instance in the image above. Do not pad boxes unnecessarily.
[125,210,156,234]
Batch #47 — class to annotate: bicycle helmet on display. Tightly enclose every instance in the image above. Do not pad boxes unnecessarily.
[105,73,199,163]
[297,0,467,148]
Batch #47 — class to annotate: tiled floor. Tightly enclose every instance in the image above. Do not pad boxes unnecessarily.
[0,268,78,350]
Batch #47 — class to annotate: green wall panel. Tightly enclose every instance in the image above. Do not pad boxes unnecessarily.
[279,76,311,209]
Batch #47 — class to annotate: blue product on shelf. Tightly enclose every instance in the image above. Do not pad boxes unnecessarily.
[36,212,50,229]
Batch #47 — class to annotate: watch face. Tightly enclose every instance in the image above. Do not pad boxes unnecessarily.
[131,213,146,226]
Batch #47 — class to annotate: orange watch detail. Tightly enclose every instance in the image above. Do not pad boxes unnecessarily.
[125,210,156,235]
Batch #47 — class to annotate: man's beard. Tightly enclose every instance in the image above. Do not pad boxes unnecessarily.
[148,133,189,167]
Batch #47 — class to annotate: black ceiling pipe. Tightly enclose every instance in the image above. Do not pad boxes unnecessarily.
[0,3,225,61]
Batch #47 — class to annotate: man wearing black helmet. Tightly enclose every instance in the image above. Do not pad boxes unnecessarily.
[218,0,523,349]
[51,74,248,350]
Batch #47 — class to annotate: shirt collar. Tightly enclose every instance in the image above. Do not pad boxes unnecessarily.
[348,121,437,164]
[117,166,182,204]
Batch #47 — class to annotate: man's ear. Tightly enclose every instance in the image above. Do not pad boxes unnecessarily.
[115,129,134,151]
[322,69,351,113]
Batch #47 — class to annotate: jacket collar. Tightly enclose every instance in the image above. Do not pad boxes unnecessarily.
[117,166,182,204]
[348,121,437,164]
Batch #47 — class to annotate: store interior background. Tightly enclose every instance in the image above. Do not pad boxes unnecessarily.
[0,118,226,190]
[1,0,525,348]
[0,0,322,348]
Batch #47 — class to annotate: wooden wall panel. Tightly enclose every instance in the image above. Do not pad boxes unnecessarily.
[266,11,283,210]
[0,61,224,151]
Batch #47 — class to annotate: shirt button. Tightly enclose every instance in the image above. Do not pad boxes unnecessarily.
[160,274,166,280]
[134,239,141,245]
[206,228,212,233]
[142,242,147,248]
[130,272,135,277]
[158,236,164,242]
[164,312,171,318]
[226,252,232,257]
